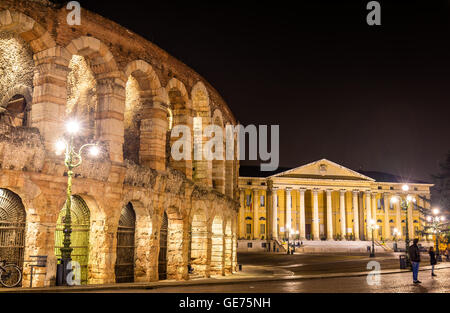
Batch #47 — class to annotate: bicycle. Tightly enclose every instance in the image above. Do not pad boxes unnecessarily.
[0,260,22,288]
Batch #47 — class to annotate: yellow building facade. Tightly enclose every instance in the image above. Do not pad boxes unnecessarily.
[238,159,432,242]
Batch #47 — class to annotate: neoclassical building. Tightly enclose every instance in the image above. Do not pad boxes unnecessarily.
[238,159,432,244]
[0,0,239,287]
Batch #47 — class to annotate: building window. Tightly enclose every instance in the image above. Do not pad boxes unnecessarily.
[247,242,253,248]
[260,224,265,235]
[260,195,265,207]
[261,242,267,248]
[377,199,381,210]
[390,187,394,190]
[390,201,394,210]
[276,195,279,208]
[378,186,382,190]
[246,224,251,234]
[389,219,394,223]
[246,194,252,207]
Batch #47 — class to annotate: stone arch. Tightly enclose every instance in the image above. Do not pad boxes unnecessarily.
[192,81,212,187]
[210,214,225,276]
[0,188,26,271]
[124,60,168,171]
[166,78,192,178]
[114,202,136,283]
[211,109,225,194]
[189,204,209,277]
[158,205,188,280]
[63,36,125,163]
[55,195,91,284]
[0,9,56,54]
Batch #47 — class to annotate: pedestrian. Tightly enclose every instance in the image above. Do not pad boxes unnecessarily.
[408,238,421,284]
[428,246,437,277]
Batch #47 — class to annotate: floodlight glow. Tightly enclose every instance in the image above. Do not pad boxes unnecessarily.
[66,120,80,134]
[391,197,399,204]
[89,145,100,157]
[432,208,440,215]
[55,140,66,154]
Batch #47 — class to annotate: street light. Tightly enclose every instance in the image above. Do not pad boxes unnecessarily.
[369,219,379,257]
[390,184,415,265]
[286,226,291,255]
[56,119,100,285]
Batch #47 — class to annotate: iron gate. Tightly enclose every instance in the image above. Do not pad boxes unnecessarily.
[0,189,26,270]
[115,203,136,283]
[158,212,168,280]
[55,196,90,285]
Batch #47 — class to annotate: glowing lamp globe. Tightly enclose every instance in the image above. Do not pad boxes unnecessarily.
[402,184,409,192]
[66,120,81,134]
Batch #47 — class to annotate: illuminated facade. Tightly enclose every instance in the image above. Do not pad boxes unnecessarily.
[238,159,432,243]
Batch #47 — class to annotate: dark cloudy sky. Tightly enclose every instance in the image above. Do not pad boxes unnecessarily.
[71,0,450,183]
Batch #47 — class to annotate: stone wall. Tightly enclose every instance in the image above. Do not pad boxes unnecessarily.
[0,0,240,287]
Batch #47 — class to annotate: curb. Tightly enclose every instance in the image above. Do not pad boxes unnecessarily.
[2,264,449,293]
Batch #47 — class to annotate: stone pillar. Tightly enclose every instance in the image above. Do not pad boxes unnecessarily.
[239,190,245,238]
[371,193,378,240]
[285,188,292,235]
[365,191,372,240]
[340,190,347,239]
[395,199,402,239]
[140,101,168,171]
[298,188,306,240]
[96,77,126,163]
[252,189,259,240]
[383,193,391,240]
[326,189,333,240]
[312,189,320,240]
[272,188,278,240]
[352,190,360,240]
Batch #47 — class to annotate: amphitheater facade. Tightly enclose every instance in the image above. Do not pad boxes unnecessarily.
[0,0,239,287]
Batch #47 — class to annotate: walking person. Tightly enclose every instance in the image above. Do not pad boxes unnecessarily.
[408,238,421,284]
[429,246,437,277]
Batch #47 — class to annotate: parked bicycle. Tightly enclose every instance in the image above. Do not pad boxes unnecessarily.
[0,260,22,288]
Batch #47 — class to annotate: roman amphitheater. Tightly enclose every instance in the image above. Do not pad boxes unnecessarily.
[0,0,239,287]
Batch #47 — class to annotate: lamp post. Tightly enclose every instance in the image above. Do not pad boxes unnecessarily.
[55,120,100,285]
[286,226,291,255]
[369,219,379,257]
[426,208,446,257]
[390,184,415,265]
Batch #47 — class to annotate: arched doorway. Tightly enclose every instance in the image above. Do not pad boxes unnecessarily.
[158,212,168,280]
[115,203,136,283]
[55,196,90,285]
[0,189,26,270]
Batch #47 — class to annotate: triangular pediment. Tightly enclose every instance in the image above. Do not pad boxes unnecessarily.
[270,159,375,181]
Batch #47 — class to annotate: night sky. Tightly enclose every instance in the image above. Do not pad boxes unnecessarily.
[71,0,450,183]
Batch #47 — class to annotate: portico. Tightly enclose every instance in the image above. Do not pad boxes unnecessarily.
[238,159,432,243]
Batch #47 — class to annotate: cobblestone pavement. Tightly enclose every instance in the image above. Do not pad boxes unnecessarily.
[100,267,450,293]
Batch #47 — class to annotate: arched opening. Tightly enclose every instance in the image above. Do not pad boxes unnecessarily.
[66,55,98,140]
[212,113,225,193]
[210,215,224,275]
[167,79,192,178]
[189,209,208,277]
[192,82,211,186]
[55,195,90,285]
[0,189,26,271]
[115,203,136,283]
[158,211,168,280]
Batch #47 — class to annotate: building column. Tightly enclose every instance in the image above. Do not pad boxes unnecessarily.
[395,198,401,239]
[285,188,292,237]
[340,190,347,240]
[312,189,320,240]
[408,198,414,239]
[252,189,259,240]
[299,188,306,240]
[272,188,278,240]
[239,189,245,238]
[371,193,378,240]
[383,193,390,240]
[326,190,333,240]
[365,191,372,240]
[352,190,360,240]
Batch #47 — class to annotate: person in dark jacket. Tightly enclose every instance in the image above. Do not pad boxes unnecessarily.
[429,246,437,277]
[408,238,421,284]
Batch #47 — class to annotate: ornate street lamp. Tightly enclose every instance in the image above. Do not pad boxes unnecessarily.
[55,120,100,285]
[286,226,291,255]
[426,208,447,257]
[369,219,379,257]
[390,184,415,265]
